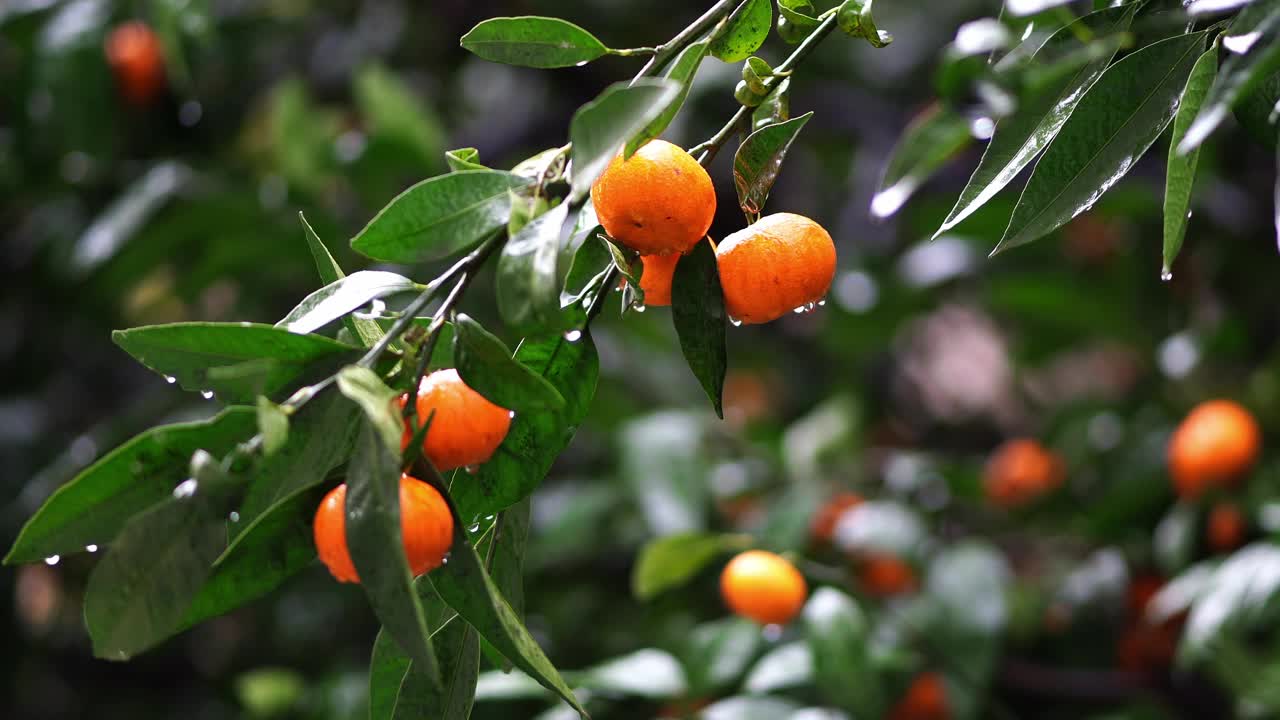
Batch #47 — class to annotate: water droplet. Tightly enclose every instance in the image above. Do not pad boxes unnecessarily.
[464,465,479,475]
[508,410,516,419]
[229,511,241,523]
[468,523,481,533]
[1160,269,1173,282]
[164,375,177,384]
[793,305,807,314]
[44,555,60,566]
[173,479,199,499]
[729,317,743,327]
[484,515,495,522]
[563,329,583,343]
[761,624,783,641]
[441,553,451,565]
[200,390,215,400]
[817,299,826,307]
[85,544,98,553]
[634,304,647,313]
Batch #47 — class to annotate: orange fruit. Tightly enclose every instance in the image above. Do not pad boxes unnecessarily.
[399,368,511,472]
[1168,400,1261,499]
[105,22,165,106]
[313,474,454,583]
[720,550,808,625]
[590,139,716,256]
[638,252,681,306]
[889,672,950,720]
[809,492,863,545]
[715,213,837,324]
[859,553,918,597]
[983,439,1064,509]
[1207,502,1246,553]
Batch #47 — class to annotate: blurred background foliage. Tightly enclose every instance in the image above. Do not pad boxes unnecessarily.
[6,0,1280,718]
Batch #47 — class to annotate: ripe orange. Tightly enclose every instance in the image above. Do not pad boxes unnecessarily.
[1168,400,1261,499]
[720,550,808,625]
[591,139,716,256]
[399,368,511,472]
[858,553,918,597]
[888,672,950,720]
[983,438,1064,509]
[715,213,837,324]
[105,22,165,106]
[1207,502,1246,553]
[809,492,863,545]
[313,474,454,583]
[638,252,681,306]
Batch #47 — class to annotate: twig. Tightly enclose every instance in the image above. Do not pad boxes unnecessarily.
[631,0,741,83]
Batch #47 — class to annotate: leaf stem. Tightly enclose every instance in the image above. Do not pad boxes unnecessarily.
[691,12,840,166]
[609,46,659,57]
[631,0,741,82]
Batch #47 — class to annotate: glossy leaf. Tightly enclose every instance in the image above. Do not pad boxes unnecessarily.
[626,40,710,157]
[733,112,813,214]
[684,618,763,693]
[112,323,357,403]
[345,414,442,689]
[355,63,445,168]
[1181,543,1280,662]
[836,0,892,47]
[632,532,750,600]
[568,79,681,201]
[496,202,571,333]
[351,170,531,263]
[428,480,587,717]
[926,541,1011,635]
[460,16,609,69]
[454,314,566,412]
[231,390,360,539]
[710,0,772,62]
[935,6,1132,236]
[672,239,727,418]
[1006,0,1074,15]
[1164,47,1218,275]
[1178,1,1280,155]
[84,451,237,660]
[778,0,820,37]
[70,161,189,274]
[870,105,970,219]
[490,498,532,619]
[702,696,803,720]
[561,232,613,307]
[300,213,383,347]
[1155,503,1199,576]
[372,619,480,720]
[580,649,687,698]
[802,588,882,716]
[256,397,289,455]
[995,32,1209,253]
[620,412,708,535]
[277,271,417,336]
[5,408,256,565]
[445,147,486,172]
[1233,68,1280,147]
[743,642,813,694]
[450,330,599,523]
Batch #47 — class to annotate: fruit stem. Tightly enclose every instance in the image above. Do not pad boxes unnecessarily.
[691,12,840,166]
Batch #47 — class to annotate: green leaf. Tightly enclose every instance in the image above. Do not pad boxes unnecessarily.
[5,408,256,565]
[231,390,360,540]
[345,417,442,689]
[1155,503,1199,576]
[701,696,803,720]
[743,642,812,694]
[278,271,417,336]
[836,0,892,47]
[830,500,926,559]
[460,16,610,69]
[337,366,402,449]
[256,397,289,456]
[568,79,681,201]
[1234,68,1280,148]
[1164,46,1218,276]
[70,161,189,275]
[561,232,613,307]
[1006,0,1074,16]
[632,532,750,600]
[778,0,820,38]
[234,668,305,718]
[351,170,532,263]
[870,104,970,219]
[372,617,480,720]
[995,32,1210,253]
[445,147,487,172]
[1180,544,1280,663]
[685,618,763,694]
[672,240,727,418]
[802,588,883,716]
[711,0,772,62]
[496,202,571,333]
[428,479,587,717]
[450,330,599,524]
[179,488,320,631]
[300,213,384,347]
[355,63,445,168]
[112,323,357,403]
[934,6,1133,236]
[926,541,1011,636]
[1178,1,1280,155]
[626,40,711,157]
[580,649,687,699]
[490,499,532,620]
[620,412,708,535]
[84,451,237,660]
[369,629,412,720]
[453,314,566,412]
[733,112,814,215]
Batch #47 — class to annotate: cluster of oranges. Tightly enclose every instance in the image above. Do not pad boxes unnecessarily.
[313,369,512,583]
[591,139,837,323]
[1168,399,1260,553]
